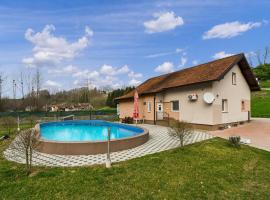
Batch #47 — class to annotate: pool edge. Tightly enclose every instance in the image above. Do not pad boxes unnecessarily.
[35,122,149,155]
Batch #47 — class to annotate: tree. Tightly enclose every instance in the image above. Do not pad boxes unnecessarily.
[168,119,194,147]
[255,47,270,65]
[253,63,270,81]
[106,86,135,107]
[33,68,42,111]
[1,116,16,135]
[10,128,40,175]
[28,115,39,127]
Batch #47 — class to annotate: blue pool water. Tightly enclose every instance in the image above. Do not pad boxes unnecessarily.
[40,120,144,142]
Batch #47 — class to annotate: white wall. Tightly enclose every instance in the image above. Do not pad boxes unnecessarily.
[162,83,214,125]
[212,64,251,124]
[119,64,251,125]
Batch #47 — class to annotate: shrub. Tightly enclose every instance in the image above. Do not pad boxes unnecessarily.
[229,136,241,147]
[168,119,194,147]
[10,128,40,175]
[122,117,133,124]
[1,116,16,134]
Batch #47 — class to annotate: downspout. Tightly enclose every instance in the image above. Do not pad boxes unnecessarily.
[153,95,156,125]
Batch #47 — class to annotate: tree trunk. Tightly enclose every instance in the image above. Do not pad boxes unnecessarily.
[25,148,30,175]
[29,146,33,173]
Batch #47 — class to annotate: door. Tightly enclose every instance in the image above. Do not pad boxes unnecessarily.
[156,103,163,120]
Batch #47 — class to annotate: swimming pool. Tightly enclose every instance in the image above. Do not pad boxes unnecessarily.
[40,120,144,142]
[37,120,149,155]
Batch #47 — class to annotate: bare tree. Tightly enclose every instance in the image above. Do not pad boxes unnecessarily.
[32,68,42,110]
[0,73,3,101]
[256,50,262,65]
[263,47,269,64]
[10,128,40,175]
[256,47,270,65]
[0,72,5,110]
[168,119,194,147]
[28,115,39,127]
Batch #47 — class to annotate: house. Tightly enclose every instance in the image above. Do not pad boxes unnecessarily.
[115,54,260,130]
[46,103,92,112]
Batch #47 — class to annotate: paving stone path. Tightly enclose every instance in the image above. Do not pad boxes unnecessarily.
[4,124,213,167]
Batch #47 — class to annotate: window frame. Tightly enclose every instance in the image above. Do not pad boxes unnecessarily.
[241,100,245,112]
[232,72,237,85]
[171,100,179,112]
[222,99,228,113]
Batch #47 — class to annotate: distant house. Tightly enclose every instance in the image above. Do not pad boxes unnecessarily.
[46,103,92,112]
[116,54,260,130]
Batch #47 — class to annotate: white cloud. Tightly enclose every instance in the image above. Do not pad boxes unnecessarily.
[44,80,62,88]
[22,24,93,67]
[203,21,262,39]
[144,11,184,33]
[71,64,142,90]
[128,71,143,78]
[192,60,199,65]
[213,51,233,59]
[179,56,187,67]
[99,64,130,76]
[245,51,256,58]
[128,79,142,86]
[48,65,79,75]
[154,62,174,73]
[146,48,183,58]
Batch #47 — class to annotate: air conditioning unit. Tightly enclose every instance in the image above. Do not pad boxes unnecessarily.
[188,94,198,101]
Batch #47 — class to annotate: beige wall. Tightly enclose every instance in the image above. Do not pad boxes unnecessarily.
[162,83,214,125]
[118,95,155,120]
[118,100,134,118]
[212,64,251,124]
[141,95,155,120]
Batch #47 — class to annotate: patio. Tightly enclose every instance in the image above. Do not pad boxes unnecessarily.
[4,124,213,167]
[211,118,270,151]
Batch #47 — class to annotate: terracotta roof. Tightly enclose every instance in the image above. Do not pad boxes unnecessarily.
[116,53,260,100]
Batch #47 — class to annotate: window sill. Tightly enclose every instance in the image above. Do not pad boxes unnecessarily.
[171,110,179,112]
[222,111,228,113]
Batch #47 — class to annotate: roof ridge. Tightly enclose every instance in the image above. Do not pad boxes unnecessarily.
[115,52,260,101]
[141,53,243,85]
[167,53,243,76]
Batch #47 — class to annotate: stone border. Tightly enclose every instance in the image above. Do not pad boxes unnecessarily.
[4,124,213,167]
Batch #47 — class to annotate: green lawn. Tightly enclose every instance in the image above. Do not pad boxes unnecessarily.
[0,135,269,199]
[251,90,270,118]
[260,80,270,88]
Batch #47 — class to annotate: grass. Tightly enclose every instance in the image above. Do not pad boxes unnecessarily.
[251,90,270,118]
[0,133,269,199]
[260,80,270,88]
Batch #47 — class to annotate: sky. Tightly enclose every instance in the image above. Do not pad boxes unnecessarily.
[0,0,269,97]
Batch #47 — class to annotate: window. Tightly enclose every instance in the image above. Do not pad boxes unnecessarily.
[147,101,151,112]
[171,100,179,112]
[116,104,120,115]
[241,100,246,112]
[222,99,228,112]
[232,72,236,85]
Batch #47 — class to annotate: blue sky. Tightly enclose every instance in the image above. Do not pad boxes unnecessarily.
[0,0,269,97]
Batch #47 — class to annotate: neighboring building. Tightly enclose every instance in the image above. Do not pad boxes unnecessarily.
[115,54,260,130]
[46,103,92,112]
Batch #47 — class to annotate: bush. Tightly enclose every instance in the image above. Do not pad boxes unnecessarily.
[122,117,133,124]
[168,119,194,147]
[1,116,16,134]
[229,136,241,147]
